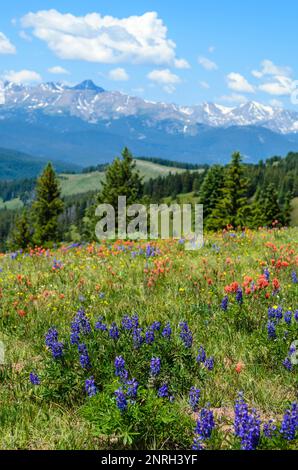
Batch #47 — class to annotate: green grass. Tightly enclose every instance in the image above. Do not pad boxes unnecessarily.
[59,160,200,197]
[0,197,23,210]
[0,228,297,449]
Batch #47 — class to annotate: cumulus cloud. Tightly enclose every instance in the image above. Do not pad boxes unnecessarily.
[147,68,181,84]
[227,72,255,93]
[21,9,187,68]
[174,58,190,69]
[108,67,129,81]
[252,59,292,78]
[48,65,69,74]
[259,75,294,96]
[198,56,218,71]
[147,68,181,94]
[0,32,16,54]
[2,69,42,84]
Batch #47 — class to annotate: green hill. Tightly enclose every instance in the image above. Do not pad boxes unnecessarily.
[0,147,80,180]
[59,159,196,196]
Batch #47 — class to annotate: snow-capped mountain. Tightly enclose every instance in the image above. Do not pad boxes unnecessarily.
[1,80,298,134]
[1,80,298,165]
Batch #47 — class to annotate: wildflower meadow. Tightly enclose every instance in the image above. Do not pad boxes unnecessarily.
[0,227,297,450]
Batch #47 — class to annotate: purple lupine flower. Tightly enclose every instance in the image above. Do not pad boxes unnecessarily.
[85,376,97,397]
[126,378,139,399]
[114,388,127,412]
[158,384,169,398]
[95,316,107,331]
[45,327,64,359]
[267,320,276,339]
[109,322,119,340]
[280,403,298,440]
[195,406,215,439]
[221,296,228,311]
[204,356,214,371]
[295,310,298,322]
[236,288,243,304]
[29,372,40,385]
[192,436,204,450]
[284,311,292,325]
[263,420,277,438]
[234,393,261,450]
[70,308,91,344]
[162,322,172,339]
[121,315,134,330]
[145,327,155,345]
[292,271,297,284]
[264,268,270,281]
[132,327,144,349]
[151,321,161,331]
[179,322,193,348]
[78,343,91,369]
[196,346,206,364]
[189,387,200,411]
[150,357,161,376]
[114,356,128,381]
[283,357,293,371]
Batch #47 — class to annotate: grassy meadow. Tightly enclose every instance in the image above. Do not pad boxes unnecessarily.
[0,227,297,450]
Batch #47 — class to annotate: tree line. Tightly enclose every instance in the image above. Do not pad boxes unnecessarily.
[2,148,297,250]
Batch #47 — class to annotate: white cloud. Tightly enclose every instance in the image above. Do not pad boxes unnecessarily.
[208,46,215,53]
[0,32,16,54]
[227,72,255,93]
[48,65,69,74]
[259,75,293,96]
[219,93,248,104]
[198,56,218,71]
[252,59,292,78]
[21,9,187,68]
[174,58,190,69]
[108,67,129,81]
[2,69,42,84]
[147,68,181,85]
[199,81,210,89]
[147,68,180,94]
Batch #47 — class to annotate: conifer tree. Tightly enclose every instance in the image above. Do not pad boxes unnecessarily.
[198,165,224,219]
[9,209,31,249]
[259,184,285,227]
[85,147,143,240]
[207,152,249,230]
[32,163,64,245]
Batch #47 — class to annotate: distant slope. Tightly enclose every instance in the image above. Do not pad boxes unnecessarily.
[59,160,195,196]
[0,147,81,180]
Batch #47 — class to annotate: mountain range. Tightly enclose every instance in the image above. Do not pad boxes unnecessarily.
[1,79,298,164]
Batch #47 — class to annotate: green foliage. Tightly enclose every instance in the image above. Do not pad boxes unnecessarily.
[32,163,64,245]
[8,209,31,250]
[206,152,250,230]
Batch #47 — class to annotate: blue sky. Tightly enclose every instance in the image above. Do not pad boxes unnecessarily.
[1,0,298,107]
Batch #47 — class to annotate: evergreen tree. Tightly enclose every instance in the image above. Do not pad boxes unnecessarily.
[85,147,143,240]
[32,163,64,245]
[207,152,249,230]
[259,184,285,227]
[198,165,224,219]
[8,209,31,249]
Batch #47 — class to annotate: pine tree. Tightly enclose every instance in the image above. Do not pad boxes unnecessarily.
[32,163,64,245]
[9,209,31,249]
[85,147,143,240]
[260,184,285,227]
[198,165,224,219]
[207,152,249,230]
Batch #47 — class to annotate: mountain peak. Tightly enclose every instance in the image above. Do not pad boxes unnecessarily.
[72,80,104,93]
